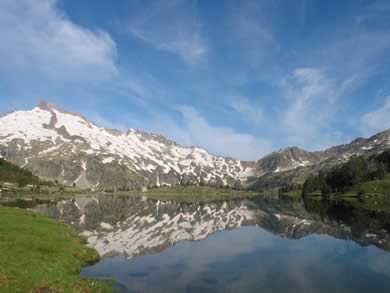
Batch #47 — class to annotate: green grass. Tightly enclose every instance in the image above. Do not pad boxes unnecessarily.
[302,173,390,213]
[304,174,390,213]
[330,174,390,211]
[0,207,111,292]
[132,185,260,203]
[305,173,390,198]
[353,173,390,195]
[279,190,302,199]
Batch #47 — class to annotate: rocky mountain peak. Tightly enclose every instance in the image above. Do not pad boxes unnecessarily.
[255,146,320,174]
[37,102,90,123]
[37,101,59,111]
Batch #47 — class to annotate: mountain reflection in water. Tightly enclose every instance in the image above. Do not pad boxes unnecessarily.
[82,226,390,293]
[33,194,390,292]
[34,195,390,256]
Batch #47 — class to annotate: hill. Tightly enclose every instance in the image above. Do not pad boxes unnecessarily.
[302,150,390,197]
[0,158,39,187]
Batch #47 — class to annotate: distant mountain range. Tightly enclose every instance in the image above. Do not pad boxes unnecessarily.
[0,102,389,191]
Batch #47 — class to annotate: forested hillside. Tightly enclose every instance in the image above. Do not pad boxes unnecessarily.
[302,150,390,197]
[0,158,39,187]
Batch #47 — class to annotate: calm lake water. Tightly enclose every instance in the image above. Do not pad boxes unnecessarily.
[81,225,390,293]
[75,196,390,293]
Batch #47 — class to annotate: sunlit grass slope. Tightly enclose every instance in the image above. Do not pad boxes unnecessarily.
[0,207,111,292]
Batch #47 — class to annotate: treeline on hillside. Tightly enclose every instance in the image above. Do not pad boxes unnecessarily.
[302,150,390,197]
[0,158,39,187]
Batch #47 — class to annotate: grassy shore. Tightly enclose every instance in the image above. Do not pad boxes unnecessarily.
[0,207,111,292]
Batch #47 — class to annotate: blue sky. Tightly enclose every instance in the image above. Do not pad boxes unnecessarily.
[1,0,390,160]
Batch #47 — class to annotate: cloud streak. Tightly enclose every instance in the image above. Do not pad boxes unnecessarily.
[127,0,207,64]
[360,97,390,136]
[176,106,272,160]
[122,105,273,160]
[229,96,264,124]
[281,68,348,149]
[0,0,117,80]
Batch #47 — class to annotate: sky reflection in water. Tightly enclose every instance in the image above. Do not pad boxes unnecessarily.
[82,225,390,293]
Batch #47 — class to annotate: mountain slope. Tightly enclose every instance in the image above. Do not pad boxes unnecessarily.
[254,147,321,174]
[0,103,255,190]
[250,129,390,190]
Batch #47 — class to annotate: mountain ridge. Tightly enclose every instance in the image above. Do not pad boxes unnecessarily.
[38,102,232,160]
[0,103,389,191]
[0,103,255,190]
[250,128,390,190]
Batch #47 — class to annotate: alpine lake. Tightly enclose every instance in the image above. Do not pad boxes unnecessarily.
[4,192,390,293]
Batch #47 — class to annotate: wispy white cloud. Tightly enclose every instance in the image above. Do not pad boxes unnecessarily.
[0,0,117,80]
[369,1,390,12]
[360,97,390,136]
[83,111,128,132]
[112,72,172,107]
[355,2,390,28]
[176,106,272,160]
[281,68,350,149]
[229,96,264,124]
[226,0,276,69]
[127,0,207,64]
[312,31,390,83]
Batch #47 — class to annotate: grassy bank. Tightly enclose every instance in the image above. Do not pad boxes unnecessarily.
[0,208,111,292]
[353,173,390,195]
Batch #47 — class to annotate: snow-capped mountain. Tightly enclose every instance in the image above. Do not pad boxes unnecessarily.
[0,103,255,190]
[0,103,389,191]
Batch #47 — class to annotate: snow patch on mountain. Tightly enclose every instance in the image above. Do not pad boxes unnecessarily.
[0,107,59,143]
